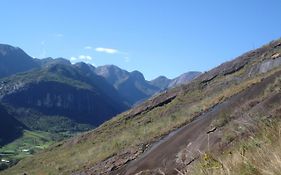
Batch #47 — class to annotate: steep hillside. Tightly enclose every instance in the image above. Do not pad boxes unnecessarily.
[2,38,281,175]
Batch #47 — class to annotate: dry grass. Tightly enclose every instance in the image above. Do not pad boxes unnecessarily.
[180,117,281,175]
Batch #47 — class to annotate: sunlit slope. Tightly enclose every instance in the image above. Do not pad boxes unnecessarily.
[2,38,281,175]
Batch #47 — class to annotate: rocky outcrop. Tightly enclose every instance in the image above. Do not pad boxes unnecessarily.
[123,92,177,120]
[199,39,281,84]
[74,148,144,175]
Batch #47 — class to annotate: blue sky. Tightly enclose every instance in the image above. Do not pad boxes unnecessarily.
[1,0,281,80]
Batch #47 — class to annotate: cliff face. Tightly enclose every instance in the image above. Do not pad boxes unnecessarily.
[2,81,125,125]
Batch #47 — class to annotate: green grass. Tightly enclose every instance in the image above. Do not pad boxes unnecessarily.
[0,130,56,170]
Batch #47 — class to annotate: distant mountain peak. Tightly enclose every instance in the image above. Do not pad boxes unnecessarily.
[0,44,39,78]
[0,44,30,58]
[130,70,145,81]
[149,71,201,90]
[168,71,201,88]
[149,76,171,90]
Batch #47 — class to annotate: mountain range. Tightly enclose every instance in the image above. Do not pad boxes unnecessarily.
[0,44,200,148]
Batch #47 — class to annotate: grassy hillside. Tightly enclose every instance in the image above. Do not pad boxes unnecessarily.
[2,38,281,175]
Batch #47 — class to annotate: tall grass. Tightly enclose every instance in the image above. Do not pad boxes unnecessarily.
[181,119,281,175]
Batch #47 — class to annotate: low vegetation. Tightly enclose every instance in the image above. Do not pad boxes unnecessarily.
[0,130,55,170]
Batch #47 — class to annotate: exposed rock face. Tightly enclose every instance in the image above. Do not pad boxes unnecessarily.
[74,148,144,175]
[199,39,281,84]
[258,56,281,73]
[2,81,126,125]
